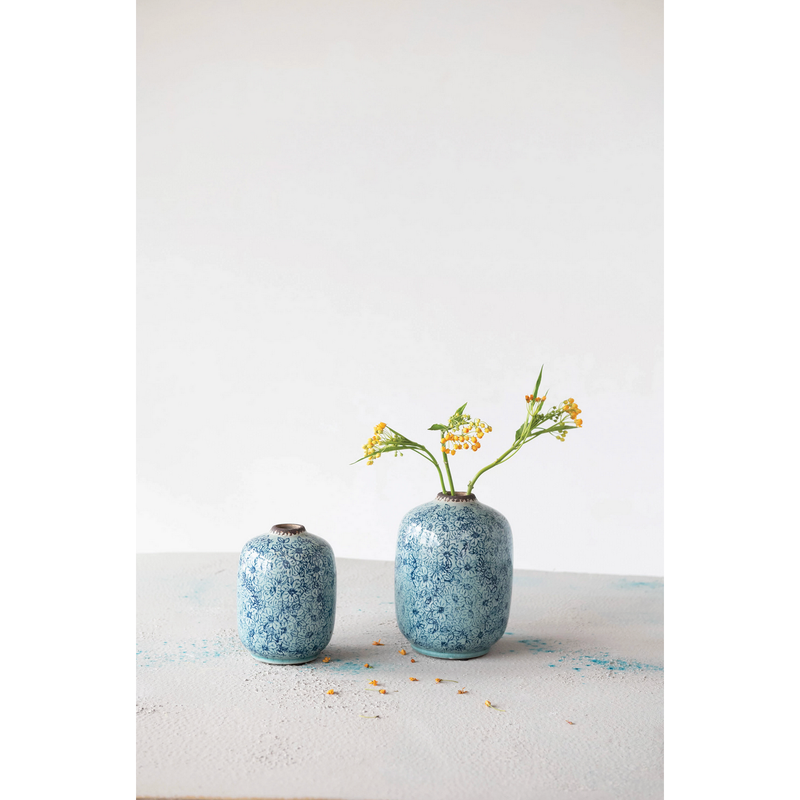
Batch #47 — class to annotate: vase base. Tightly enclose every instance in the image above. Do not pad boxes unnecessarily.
[249,653,318,665]
[411,645,490,660]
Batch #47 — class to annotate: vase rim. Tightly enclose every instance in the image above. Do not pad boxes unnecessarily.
[270,523,307,535]
[436,492,477,503]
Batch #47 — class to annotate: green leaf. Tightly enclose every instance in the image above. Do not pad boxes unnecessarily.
[454,402,468,416]
[428,423,449,431]
[385,425,408,440]
[514,425,524,441]
[532,365,544,401]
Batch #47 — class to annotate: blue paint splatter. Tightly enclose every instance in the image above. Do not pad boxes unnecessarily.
[614,578,663,591]
[517,639,558,653]
[582,654,663,671]
[137,635,238,667]
[514,641,663,673]
[324,659,377,675]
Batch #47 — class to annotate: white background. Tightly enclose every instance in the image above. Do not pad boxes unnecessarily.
[138,0,663,575]
[5,1,799,797]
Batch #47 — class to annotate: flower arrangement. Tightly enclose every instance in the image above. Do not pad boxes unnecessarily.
[354,367,583,495]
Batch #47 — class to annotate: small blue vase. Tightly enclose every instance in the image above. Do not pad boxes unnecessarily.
[237,523,336,664]
[395,492,513,659]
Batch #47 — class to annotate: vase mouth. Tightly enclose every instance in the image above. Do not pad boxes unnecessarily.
[270,523,306,535]
[436,492,477,503]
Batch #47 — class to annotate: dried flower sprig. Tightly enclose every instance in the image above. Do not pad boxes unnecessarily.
[354,366,583,495]
[353,422,448,493]
[465,367,583,493]
[428,402,494,494]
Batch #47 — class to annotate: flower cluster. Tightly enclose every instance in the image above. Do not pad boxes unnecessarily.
[362,422,407,465]
[354,367,584,494]
[555,397,583,442]
[440,418,492,456]
[563,398,583,424]
[362,422,386,465]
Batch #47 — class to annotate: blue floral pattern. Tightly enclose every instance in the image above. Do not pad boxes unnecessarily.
[395,494,513,658]
[237,528,336,663]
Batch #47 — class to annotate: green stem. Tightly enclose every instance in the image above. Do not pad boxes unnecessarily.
[442,451,456,494]
[467,441,519,494]
[466,421,578,494]
[411,446,447,494]
[436,464,447,494]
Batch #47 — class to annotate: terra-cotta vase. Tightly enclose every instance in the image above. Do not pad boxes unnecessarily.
[394,492,513,659]
[237,523,336,664]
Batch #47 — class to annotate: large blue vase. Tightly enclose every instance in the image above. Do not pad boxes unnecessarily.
[395,492,513,659]
[237,523,336,664]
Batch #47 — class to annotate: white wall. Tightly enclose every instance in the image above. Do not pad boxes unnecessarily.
[138,0,663,576]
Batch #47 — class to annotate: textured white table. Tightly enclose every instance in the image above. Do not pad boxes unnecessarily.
[137,554,663,800]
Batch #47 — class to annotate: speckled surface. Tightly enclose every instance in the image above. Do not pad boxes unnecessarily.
[137,554,663,800]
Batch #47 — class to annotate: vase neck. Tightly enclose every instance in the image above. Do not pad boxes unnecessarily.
[436,492,477,503]
[270,523,307,536]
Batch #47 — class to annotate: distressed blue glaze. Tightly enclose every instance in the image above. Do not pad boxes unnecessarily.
[237,525,336,664]
[394,493,513,659]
